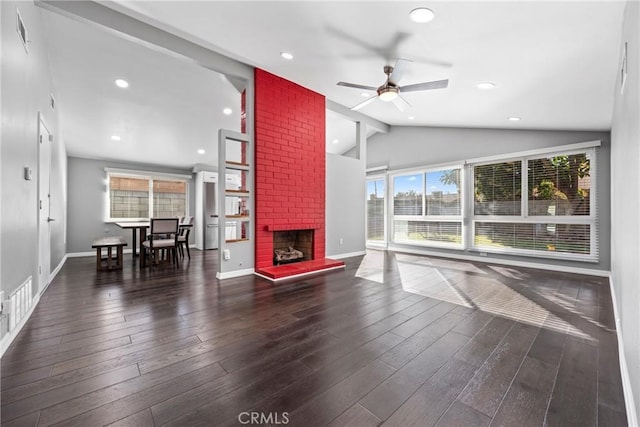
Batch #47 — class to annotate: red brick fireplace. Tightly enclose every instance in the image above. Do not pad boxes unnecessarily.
[253,69,344,279]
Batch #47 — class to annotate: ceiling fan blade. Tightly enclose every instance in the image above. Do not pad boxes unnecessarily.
[392,95,411,112]
[389,58,412,84]
[351,96,378,111]
[337,82,377,91]
[400,79,449,93]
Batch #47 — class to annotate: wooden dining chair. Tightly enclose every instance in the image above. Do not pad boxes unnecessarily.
[141,218,179,267]
[178,216,194,259]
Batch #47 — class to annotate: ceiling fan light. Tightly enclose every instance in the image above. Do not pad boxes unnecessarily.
[378,88,399,102]
[409,8,435,23]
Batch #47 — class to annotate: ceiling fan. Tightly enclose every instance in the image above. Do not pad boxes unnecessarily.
[337,59,449,112]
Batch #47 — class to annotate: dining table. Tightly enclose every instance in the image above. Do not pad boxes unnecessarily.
[116,220,193,258]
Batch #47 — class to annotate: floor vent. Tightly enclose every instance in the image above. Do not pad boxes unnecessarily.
[9,277,33,331]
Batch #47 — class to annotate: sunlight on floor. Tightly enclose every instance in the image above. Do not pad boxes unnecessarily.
[355,250,386,283]
[358,251,600,342]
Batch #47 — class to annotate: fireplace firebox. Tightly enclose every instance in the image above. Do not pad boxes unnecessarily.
[272,230,314,265]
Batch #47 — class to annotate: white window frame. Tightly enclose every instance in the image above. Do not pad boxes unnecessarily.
[470,147,597,262]
[390,163,465,249]
[366,174,388,247]
[105,168,191,222]
[383,140,600,263]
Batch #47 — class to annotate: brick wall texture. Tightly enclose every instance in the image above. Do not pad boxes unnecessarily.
[254,69,326,268]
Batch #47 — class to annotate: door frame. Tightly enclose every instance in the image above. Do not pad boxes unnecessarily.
[37,113,52,294]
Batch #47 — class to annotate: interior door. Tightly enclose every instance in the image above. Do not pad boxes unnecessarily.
[38,117,52,294]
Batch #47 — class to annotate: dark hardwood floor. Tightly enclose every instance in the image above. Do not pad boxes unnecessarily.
[0,249,627,426]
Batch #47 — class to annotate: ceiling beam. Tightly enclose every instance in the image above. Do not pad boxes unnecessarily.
[326,99,390,134]
[36,0,252,82]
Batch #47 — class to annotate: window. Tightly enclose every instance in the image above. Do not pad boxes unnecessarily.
[109,176,149,219]
[393,174,422,215]
[384,142,598,262]
[427,169,461,216]
[106,170,189,221]
[474,161,521,215]
[471,149,596,260]
[366,178,385,242]
[392,167,463,248]
[528,153,590,216]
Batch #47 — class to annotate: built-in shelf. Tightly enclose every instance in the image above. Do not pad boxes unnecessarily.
[218,129,252,277]
[225,238,250,243]
[225,161,250,170]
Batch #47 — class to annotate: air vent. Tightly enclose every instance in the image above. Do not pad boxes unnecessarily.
[50,94,55,111]
[16,8,28,53]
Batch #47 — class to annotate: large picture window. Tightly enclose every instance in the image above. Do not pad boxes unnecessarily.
[472,149,596,260]
[383,142,598,262]
[107,170,189,221]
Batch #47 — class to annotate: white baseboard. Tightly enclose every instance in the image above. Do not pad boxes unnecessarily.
[609,275,638,427]
[216,268,255,280]
[67,248,136,258]
[327,250,366,260]
[386,245,610,278]
[366,242,388,250]
[43,254,68,295]
[1,292,41,358]
[66,251,95,258]
[50,255,67,281]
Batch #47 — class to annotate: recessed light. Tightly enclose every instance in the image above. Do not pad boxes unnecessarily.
[508,117,522,121]
[476,82,496,90]
[223,108,233,115]
[110,135,121,141]
[115,79,129,88]
[197,149,206,154]
[361,92,370,97]
[408,116,415,120]
[409,7,435,23]
[332,139,339,144]
[280,51,294,60]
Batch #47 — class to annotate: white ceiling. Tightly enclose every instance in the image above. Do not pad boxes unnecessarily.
[42,10,242,169]
[110,0,625,131]
[43,1,626,168]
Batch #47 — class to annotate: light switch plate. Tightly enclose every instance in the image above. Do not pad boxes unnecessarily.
[24,166,32,181]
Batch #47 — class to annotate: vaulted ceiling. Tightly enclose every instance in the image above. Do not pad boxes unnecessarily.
[43,1,626,168]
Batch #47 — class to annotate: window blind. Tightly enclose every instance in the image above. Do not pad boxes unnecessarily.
[474,161,522,216]
[472,149,597,260]
[367,179,385,242]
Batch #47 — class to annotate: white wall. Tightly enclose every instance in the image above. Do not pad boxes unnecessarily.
[367,126,611,272]
[1,1,67,340]
[611,0,640,421]
[326,152,366,257]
